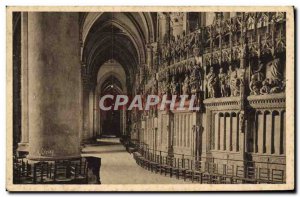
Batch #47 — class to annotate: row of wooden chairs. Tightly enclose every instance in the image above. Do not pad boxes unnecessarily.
[133,152,285,184]
[13,156,88,184]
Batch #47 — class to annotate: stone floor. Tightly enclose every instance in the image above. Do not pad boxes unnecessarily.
[81,137,186,184]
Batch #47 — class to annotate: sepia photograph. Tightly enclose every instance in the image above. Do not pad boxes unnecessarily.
[6,6,294,191]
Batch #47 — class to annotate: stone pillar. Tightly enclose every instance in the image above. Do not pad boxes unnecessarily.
[214,113,219,150]
[122,108,127,135]
[146,44,153,69]
[18,12,29,152]
[167,112,174,159]
[89,90,94,138]
[82,85,90,142]
[220,114,225,150]
[225,114,231,151]
[257,112,264,154]
[281,111,286,155]
[266,112,272,154]
[183,13,188,33]
[158,13,170,43]
[26,13,81,160]
[274,111,281,154]
[200,13,206,27]
[93,91,98,137]
[232,113,238,152]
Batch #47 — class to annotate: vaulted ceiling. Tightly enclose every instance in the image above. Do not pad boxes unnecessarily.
[81,12,156,90]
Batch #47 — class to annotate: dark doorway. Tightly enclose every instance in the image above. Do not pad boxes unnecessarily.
[100,75,123,137]
[102,110,121,137]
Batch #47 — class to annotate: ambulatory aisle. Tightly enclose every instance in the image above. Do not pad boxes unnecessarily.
[81,138,186,184]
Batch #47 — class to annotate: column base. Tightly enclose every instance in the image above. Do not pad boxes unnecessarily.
[17,142,29,152]
[81,137,97,145]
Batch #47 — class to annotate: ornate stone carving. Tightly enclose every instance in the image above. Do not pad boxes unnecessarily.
[218,67,229,97]
[182,74,191,96]
[228,65,240,96]
[239,110,245,133]
[249,70,264,95]
[206,67,218,98]
[249,59,285,96]
[171,76,180,95]
[260,79,271,95]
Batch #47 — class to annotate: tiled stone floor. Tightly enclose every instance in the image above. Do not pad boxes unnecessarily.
[81,138,186,184]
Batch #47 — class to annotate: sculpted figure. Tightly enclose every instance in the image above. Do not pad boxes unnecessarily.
[228,65,240,96]
[260,79,271,95]
[206,67,218,98]
[266,58,283,84]
[191,62,202,82]
[158,82,163,96]
[265,58,285,94]
[160,81,167,95]
[171,76,180,95]
[182,74,191,96]
[249,75,261,95]
[218,68,229,97]
[269,79,282,93]
[249,62,265,95]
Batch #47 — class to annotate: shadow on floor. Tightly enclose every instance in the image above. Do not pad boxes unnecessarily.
[82,149,127,154]
[83,138,121,147]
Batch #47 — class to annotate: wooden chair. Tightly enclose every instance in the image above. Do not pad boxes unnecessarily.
[244,165,257,183]
[208,163,219,184]
[70,162,88,184]
[219,164,232,184]
[231,165,245,183]
[185,160,202,183]
[32,162,52,184]
[258,167,271,183]
[170,158,182,179]
[164,157,174,177]
[157,156,167,175]
[180,158,190,181]
[272,169,285,183]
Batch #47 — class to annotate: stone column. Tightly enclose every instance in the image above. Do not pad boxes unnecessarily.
[266,111,272,154]
[27,13,81,160]
[158,13,170,43]
[257,112,264,154]
[214,113,219,150]
[200,13,206,27]
[18,12,29,152]
[93,91,98,137]
[183,13,188,33]
[122,108,127,135]
[225,114,231,151]
[281,111,286,155]
[146,44,153,69]
[220,114,225,150]
[89,90,94,138]
[232,114,238,152]
[82,84,90,142]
